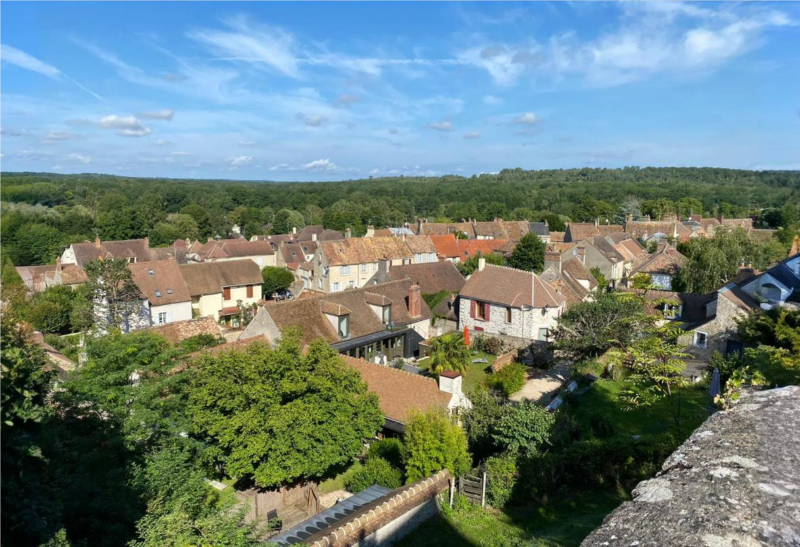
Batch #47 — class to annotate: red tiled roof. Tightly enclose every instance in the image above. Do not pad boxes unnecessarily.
[461,264,566,309]
[429,234,460,259]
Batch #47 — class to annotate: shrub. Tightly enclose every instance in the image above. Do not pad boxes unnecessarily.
[367,439,403,469]
[485,452,518,508]
[345,457,403,493]
[589,415,616,439]
[179,334,225,354]
[492,400,554,456]
[486,363,526,397]
[471,334,489,353]
[404,410,471,482]
[484,337,505,356]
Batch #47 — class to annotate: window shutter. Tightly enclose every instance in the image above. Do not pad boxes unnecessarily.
[470,300,476,318]
[485,303,491,321]
[223,287,231,300]
[247,285,254,298]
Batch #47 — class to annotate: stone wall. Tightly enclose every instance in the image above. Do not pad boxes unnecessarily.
[678,294,748,360]
[458,297,561,341]
[582,386,800,547]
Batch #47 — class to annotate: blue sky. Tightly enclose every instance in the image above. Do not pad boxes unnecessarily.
[1,1,798,181]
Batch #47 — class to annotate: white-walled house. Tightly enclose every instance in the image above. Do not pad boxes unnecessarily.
[179,260,264,325]
[128,260,193,327]
[458,260,566,342]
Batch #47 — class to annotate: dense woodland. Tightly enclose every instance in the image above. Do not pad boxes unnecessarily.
[2,167,799,266]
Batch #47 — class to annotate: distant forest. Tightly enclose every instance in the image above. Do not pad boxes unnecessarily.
[2,167,799,266]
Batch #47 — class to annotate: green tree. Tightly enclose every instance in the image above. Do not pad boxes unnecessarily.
[462,387,506,461]
[427,333,471,375]
[345,457,403,493]
[590,266,607,289]
[492,400,554,455]
[262,266,295,297]
[272,208,305,235]
[78,259,144,333]
[180,204,212,237]
[539,213,566,232]
[403,410,470,482]
[457,252,505,276]
[6,222,63,266]
[507,232,546,273]
[190,336,383,487]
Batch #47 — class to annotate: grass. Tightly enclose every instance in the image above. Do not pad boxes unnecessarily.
[416,351,496,393]
[568,379,712,438]
[396,489,629,547]
[317,459,363,494]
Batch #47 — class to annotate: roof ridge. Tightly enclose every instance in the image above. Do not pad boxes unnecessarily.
[341,355,441,384]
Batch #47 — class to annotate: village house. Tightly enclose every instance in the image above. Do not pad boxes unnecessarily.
[240,278,432,361]
[179,259,263,324]
[560,237,628,287]
[628,245,687,290]
[564,221,624,243]
[16,258,88,293]
[428,234,461,262]
[195,238,276,268]
[61,236,155,267]
[32,330,75,381]
[342,356,471,435]
[275,240,317,267]
[684,214,754,237]
[539,251,598,306]
[386,261,466,335]
[529,221,551,243]
[459,259,566,343]
[128,260,194,327]
[312,236,415,293]
[295,224,344,242]
[456,238,511,261]
[143,315,223,345]
[624,214,694,243]
[404,235,439,264]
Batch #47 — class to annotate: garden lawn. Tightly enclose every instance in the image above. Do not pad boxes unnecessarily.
[317,460,363,494]
[396,489,629,547]
[568,379,712,438]
[416,351,495,393]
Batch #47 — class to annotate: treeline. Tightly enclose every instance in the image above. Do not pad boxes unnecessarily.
[2,167,799,266]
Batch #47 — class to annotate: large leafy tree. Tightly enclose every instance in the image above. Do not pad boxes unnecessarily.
[77,259,144,333]
[403,410,471,482]
[189,335,383,487]
[262,266,296,296]
[428,333,471,375]
[272,208,305,234]
[507,232,546,273]
[552,292,651,360]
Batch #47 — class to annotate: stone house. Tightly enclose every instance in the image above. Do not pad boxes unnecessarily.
[179,260,263,324]
[624,214,693,243]
[459,259,566,342]
[564,221,624,243]
[404,235,439,264]
[312,236,415,293]
[196,238,277,268]
[240,278,433,361]
[558,238,625,288]
[628,245,687,290]
[539,251,598,306]
[16,259,88,293]
[61,237,155,267]
[128,260,193,327]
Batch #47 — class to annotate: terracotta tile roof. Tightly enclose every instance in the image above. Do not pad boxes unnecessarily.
[566,223,623,242]
[718,284,759,312]
[197,239,274,260]
[404,235,438,255]
[296,225,344,241]
[341,355,450,424]
[549,231,565,243]
[540,257,596,306]
[17,264,88,292]
[279,241,315,263]
[624,221,692,241]
[320,237,412,266]
[461,264,566,309]
[561,256,598,289]
[144,316,223,344]
[388,261,466,294]
[128,260,191,305]
[721,218,753,232]
[415,222,475,237]
[428,234,460,259]
[179,260,263,296]
[70,239,152,267]
[631,246,687,276]
[473,221,508,239]
[619,238,648,260]
[253,279,432,348]
[456,239,509,260]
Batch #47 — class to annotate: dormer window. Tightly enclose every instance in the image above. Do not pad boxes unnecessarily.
[155,290,162,298]
[339,315,349,338]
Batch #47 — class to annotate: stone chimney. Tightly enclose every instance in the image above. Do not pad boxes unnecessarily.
[366,225,375,238]
[625,213,634,224]
[207,237,213,242]
[408,282,422,318]
[94,236,102,249]
[185,237,191,246]
[663,213,677,222]
[55,257,62,272]
[544,251,562,273]
[292,226,297,235]
[643,215,651,222]
[438,370,464,397]
[594,218,599,227]
[312,233,317,242]
[477,257,486,272]
[544,219,548,227]
[345,228,352,239]
[144,236,149,248]
[417,218,424,234]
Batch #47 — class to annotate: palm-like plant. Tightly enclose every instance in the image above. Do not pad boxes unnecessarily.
[428,333,471,375]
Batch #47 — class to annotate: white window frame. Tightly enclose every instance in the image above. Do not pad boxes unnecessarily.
[538,328,549,341]
[333,282,340,292]
[361,263,367,273]
[340,266,350,275]
[694,332,708,348]
[158,312,168,325]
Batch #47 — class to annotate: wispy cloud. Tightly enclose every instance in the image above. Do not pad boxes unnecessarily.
[68,153,92,165]
[229,155,253,168]
[513,112,538,125]
[45,131,76,142]
[138,109,175,120]
[238,140,257,147]
[99,115,152,137]
[296,113,328,127]
[428,120,453,132]
[1,44,103,100]
[302,158,339,172]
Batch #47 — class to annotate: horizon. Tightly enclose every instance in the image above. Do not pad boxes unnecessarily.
[2,2,799,180]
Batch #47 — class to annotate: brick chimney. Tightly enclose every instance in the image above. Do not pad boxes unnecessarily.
[690,213,702,222]
[544,251,562,273]
[55,257,62,272]
[94,236,102,249]
[408,282,422,318]
[625,213,634,224]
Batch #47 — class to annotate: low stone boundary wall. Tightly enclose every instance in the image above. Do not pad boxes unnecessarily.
[490,350,518,373]
[306,470,451,547]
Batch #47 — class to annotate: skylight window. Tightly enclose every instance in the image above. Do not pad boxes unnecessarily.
[149,269,154,275]
[155,290,162,298]
[166,289,172,295]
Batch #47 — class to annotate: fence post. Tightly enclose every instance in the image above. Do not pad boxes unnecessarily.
[449,478,454,508]
[481,471,487,509]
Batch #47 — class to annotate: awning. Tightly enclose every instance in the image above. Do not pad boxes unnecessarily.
[219,306,239,317]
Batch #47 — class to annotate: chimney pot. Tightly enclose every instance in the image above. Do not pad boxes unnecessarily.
[408,282,422,318]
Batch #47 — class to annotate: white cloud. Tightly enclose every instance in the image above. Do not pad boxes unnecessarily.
[463,131,480,139]
[296,113,328,127]
[68,153,92,165]
[229,155,254,167]
[17,149,54,160]
[156,139,171,146]
[302,158,339,172]
[171,151,192,156]
[45,131,75,141]
[238,140,257,147]
[138,109,175,121]
[483,95,503,105]
[428,120,453,132]
[268,163,291,172]
[513,112,538,125]
[458,44,538,86]
[1,44,62,78]
[99,115,152,137]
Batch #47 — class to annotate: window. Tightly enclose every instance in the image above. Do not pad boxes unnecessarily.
[157,312,167,325]
[361,264,367,273]
[538,328,549,341]
[333,282,340,292]
[155,290,162,298]
[318,278,323,289]
[338,315,349,338]
[223,287,231,300]
[148,269,154,275]
[166,289,172,295]
[348,281,355,288]
[382,304,392,324]
[694,332,708,348]
[506,307,512,323]
[246,285,254,298]
[341,266,350,275]
[476,301,486,320]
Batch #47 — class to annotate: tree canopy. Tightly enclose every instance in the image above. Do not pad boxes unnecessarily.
[506,232,546,273]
